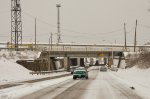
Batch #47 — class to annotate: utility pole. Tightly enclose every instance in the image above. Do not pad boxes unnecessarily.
[56,4,61,44]
[11,0,22,51]
[48,33,53,71]
[51,33,53,50]
[134,20,138,52]
[124,23,127,51]
[49,33,53,51]
[111,47,114,66]
[35,18,37,50]
[49,34,50,51]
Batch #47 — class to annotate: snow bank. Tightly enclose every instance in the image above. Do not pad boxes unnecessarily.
[123,52,140,57]
[113,59,126,69]
[0,59,30,83]
[0,76,72,99]
[0,50,39,62]
[111,67,150,99]
[0,50,68,84]
[0,59,69,84]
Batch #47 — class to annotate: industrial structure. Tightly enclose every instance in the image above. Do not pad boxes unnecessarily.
[56,4,62,44]
[11,0,22,50]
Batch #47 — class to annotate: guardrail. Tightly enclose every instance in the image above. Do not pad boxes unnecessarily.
[0,43,148,52]
[29,69,67,75]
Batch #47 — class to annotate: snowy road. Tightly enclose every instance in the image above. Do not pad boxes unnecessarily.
[22,66,142,99]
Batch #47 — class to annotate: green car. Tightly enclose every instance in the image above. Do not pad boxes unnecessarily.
[73,70,88,79]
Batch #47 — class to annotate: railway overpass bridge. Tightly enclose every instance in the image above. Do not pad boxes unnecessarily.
[0,42,150,52]
[36,43,149,52]
[8,43,150,71]
[36,43,149,70]
[39,43,150,58]
[38,44,129,71]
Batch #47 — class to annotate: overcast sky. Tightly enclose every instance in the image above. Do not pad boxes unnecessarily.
[0,0,150,45]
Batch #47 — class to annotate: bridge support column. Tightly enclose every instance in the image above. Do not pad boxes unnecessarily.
[117,52,123,68]
[77,58,80,66]
[64,57,70,71]
[48,57,50,71]
[70,58,77,66]
[49,57,55,70]
[80,58,85,66]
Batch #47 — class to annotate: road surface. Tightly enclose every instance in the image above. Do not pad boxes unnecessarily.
[22,66,142,99]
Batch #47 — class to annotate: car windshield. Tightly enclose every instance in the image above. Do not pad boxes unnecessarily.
[74,71,86,74]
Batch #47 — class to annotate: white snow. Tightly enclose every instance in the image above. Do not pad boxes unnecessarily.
[113,59,126,69]
[0,50,71,99]
[0,50,150,99]
[0,59,69,85]
[110,58,150,99]
[0,50,39,62]
[111,66,150,99]
[0,76,72,99]
[0,50,69,84]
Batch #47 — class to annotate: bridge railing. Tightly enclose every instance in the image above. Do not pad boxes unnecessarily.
[41,45,125,52]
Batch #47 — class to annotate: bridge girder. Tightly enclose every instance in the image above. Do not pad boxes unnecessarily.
[41,51,123,58]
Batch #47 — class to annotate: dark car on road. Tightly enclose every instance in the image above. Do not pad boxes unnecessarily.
[100,66,107,72]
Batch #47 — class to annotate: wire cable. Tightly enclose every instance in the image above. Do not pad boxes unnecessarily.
[22,10,126,36]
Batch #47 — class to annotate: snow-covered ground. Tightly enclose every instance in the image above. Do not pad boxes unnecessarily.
[0,50,150,99]
[111,59,150,98]
[0,50,39,62]
[0,76,72,99]
[0,58,69,85]
[111,67,150,99]
[0,50,69,84]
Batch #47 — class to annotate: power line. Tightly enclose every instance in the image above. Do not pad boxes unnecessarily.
[23,11,86,35]
[22,10,57,28]
[22,10,147,44]
[126,26,135,34]
[22,10,125,36]
[138,24,150,29]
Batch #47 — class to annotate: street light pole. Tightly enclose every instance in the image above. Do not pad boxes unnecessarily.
[124,23,127,51]
[111,47,114,66]
[49,34,50,51]
[51,33,53,51]
[48,32,53,71]
[56,4,61,44]
[134,20,137,52]
[35,18,37,50]
[48,33,51,71]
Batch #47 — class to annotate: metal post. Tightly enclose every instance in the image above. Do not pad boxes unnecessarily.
[48,52,50,71]
[110,42,113,67]
[56,4,61,44]
[134,20,137,52]
[48,33,53,71]
[124,23,127,51]
[35,18,37,50]
[51,33,53,51]
[49,34,50,51]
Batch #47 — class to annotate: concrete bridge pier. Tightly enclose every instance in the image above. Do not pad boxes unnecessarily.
[117,52,123,68]
[77,58,80,66]
[70,58,85,67]
[80,58,85,66]
[63,57,86,71]
[70,58,78,66]
[64,57,71,71]
[49,57,55,70]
